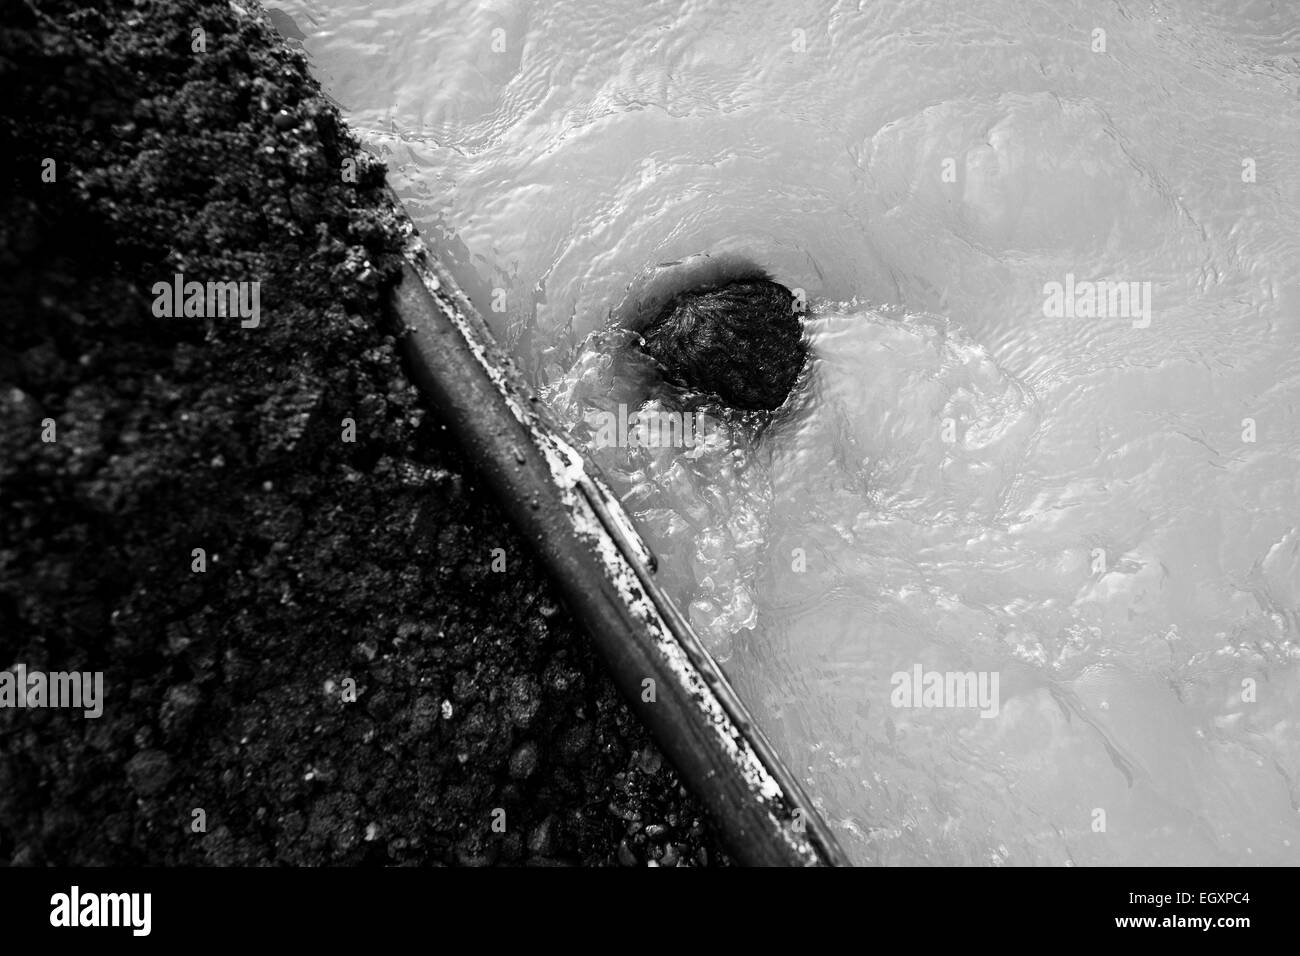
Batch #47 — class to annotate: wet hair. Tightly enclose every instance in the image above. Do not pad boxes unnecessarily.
[638,275,807,411]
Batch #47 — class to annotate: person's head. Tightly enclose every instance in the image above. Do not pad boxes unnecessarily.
[638,275,806,411]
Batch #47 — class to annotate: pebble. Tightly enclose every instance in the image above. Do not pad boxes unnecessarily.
[508,741,539,780]
[125,749,175,797]
[635,746,662,776]
[527,815,557,857]
[159,683,202,741]
[454,838,498,867]
[506,675,540,728]
[410,695,439,735]
[616,838,637,867]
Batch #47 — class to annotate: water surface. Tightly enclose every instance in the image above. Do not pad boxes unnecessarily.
[278,0,1300,864]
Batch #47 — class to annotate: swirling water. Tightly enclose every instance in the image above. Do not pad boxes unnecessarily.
[277,0,1300,864]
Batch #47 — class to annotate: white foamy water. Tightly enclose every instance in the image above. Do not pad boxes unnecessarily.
[277,0,1300,864]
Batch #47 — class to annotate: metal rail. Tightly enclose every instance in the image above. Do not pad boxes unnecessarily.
[384,204,849,866]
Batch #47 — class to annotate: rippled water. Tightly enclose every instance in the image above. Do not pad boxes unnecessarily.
[278,0,1300,864]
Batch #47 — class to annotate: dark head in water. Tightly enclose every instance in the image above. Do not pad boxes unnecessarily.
[637,275,807,411]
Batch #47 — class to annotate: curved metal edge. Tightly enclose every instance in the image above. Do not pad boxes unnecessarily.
[382,199,850,867]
